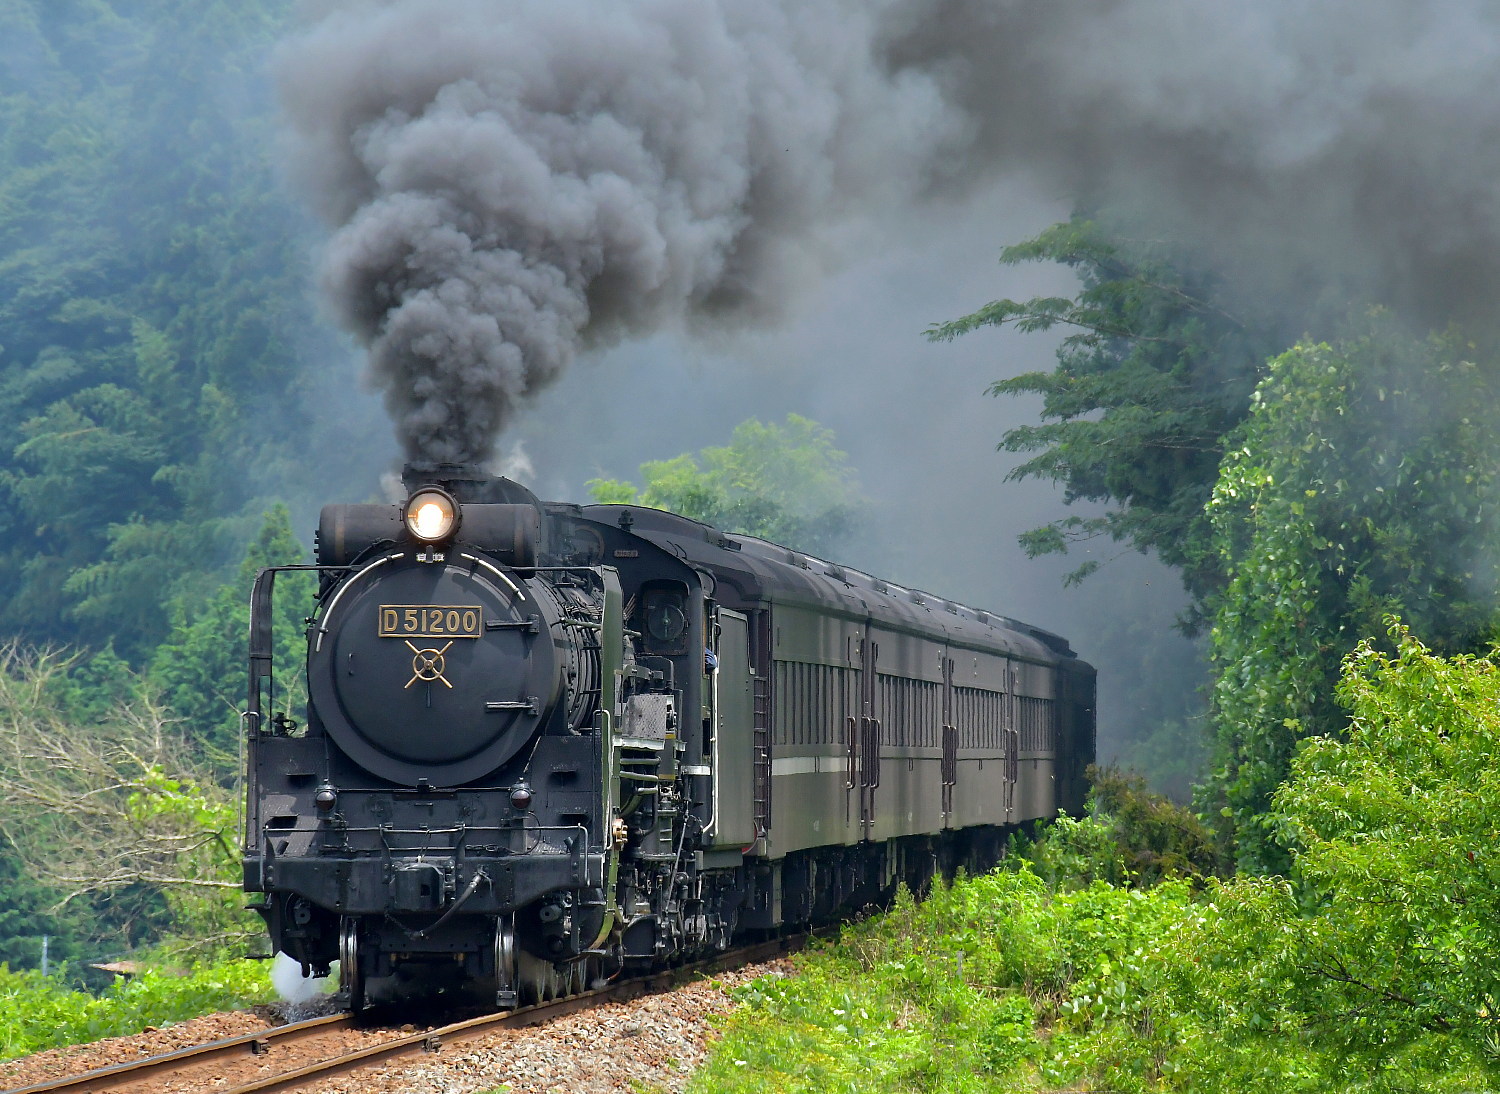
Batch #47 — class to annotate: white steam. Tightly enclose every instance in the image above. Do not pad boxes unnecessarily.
[271,951,333,1005]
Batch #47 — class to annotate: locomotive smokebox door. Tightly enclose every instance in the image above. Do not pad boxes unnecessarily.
[308,554,563,786]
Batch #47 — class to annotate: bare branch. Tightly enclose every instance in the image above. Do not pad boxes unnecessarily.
[0,642,248,943]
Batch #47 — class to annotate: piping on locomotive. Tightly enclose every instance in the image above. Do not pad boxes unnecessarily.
[243,464,1095,1008]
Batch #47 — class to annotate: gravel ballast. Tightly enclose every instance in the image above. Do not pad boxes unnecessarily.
[0,1009,280,1090]
[305,960,789,1094]
[0,958,789,1094]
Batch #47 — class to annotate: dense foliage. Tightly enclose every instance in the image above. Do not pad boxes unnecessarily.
[0,959,271,1062]
[1266,625,1500,1070]
[0,0,341,658]
[937,213,1500,857]
[0,646,248,956]
[0,0,345,973]
[696,870,1186,1094]
[1207,329,1500,868]
[587,414,868,556]
[148,505,314,757]
[1050,766,1224,886]
[0,508,309,969]
[700,630,1500,1090]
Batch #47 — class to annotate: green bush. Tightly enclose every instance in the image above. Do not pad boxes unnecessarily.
[0,959,271,1061]
[1008,768,1226,892]
[1086,765,1227,883]
[693,863,1196,1094]
[698,628,1500,1092]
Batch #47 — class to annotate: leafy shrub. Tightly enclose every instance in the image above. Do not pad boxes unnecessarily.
[1013,771,1226,890]
[693,869,1196,1093]
[1087,765,1227,884]
[0,959,271,1061]
[700,630,1500,1094]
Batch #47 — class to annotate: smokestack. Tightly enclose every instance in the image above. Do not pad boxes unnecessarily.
[400,461,539,506]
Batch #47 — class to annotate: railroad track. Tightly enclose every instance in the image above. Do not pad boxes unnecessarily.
[4,935,805,1094]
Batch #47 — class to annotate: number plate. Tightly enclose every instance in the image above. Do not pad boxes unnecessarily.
[379,605,484,639]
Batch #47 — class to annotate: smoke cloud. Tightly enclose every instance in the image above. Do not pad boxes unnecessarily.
[891,0,1500,331]
[277,0,966,463]
[280,0,1500,464]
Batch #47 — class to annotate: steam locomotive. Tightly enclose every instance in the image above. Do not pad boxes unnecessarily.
[243,465,1095,1008]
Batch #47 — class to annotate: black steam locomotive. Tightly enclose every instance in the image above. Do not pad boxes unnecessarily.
[244,465,1095,1008]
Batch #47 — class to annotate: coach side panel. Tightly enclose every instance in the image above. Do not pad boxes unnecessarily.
[761,602,1069,857]
[761,603,863,855]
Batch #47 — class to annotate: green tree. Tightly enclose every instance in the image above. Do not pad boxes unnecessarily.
[1205,327,1500,869]
[0,852,87,973]
[1139,628,1500,1089]
[1267,626,1500,1073]
[587,414,868,556]
[927,216,1284,622]
[0,0,341,659]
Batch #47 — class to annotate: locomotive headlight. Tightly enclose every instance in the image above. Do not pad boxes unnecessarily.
[405,488,458,543]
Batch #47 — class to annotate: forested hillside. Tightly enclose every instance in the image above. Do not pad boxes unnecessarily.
[0,0,356,971]
[934,216,1500,869]
[0,0,363,657]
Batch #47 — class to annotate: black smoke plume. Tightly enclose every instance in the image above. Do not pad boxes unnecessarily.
[277,0,966,464]
[280,0,1500,464]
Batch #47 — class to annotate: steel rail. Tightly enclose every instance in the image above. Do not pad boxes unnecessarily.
[3,934,809,1094]
[1,1013,356,1094]
[219,935,804,1094]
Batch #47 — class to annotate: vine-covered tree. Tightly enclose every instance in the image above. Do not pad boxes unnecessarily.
[1206,326,1500,869]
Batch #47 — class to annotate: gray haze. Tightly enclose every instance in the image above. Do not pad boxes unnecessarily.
[891,0,1500,331]
[505,180,1202,775]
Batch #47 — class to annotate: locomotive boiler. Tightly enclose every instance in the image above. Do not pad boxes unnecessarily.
[243,464,1095,1008]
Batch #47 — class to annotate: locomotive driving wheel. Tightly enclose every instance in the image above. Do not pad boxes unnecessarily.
[516,947,566,1005]
[494,913,517,1008]
[339,917,365,1013]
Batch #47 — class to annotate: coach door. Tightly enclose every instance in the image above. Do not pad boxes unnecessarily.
[846,632,881,841]
[1005,661,1020,819]
[941,655,957,826]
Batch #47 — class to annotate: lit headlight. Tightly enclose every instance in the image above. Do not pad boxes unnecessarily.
[404,488,459,543]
